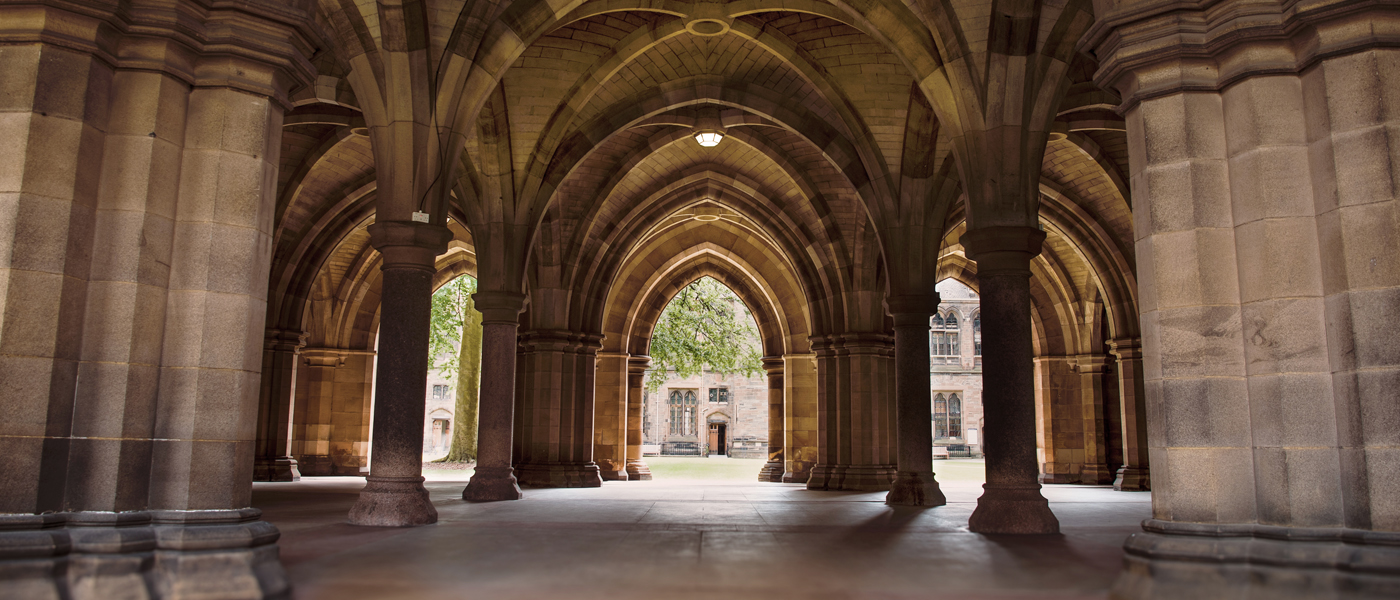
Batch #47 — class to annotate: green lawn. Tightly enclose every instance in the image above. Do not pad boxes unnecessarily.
[645,456,768,480]
[419,457,988,482]
[642,456,986,482]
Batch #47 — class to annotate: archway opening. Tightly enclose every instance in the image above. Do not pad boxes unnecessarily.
[642,276,769,479]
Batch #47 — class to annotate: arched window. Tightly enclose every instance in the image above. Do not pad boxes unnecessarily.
[668,390,682,435]
[947,393,962,438]
[929,314,943,356]
[684,391,697,436]
[932,392,962,440]
[932,312,961,365]
[669,390,700,436]
[973,314,982,365]
[933,393,948,439]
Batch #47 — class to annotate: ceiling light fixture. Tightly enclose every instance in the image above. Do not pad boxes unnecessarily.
[694,130,724,147]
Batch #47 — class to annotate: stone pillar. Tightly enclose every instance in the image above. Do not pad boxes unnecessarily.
[348,222,449,526]
[1075,354,1113,484]
[1107,338,1149,491]
[592,352,629,480]
[1090,3,1400,592]
[625,356,653,480]
[782,353,818,483]
[293,348,343,475]
[807,334,897,491]
[1033,356,1071,483]
[963,226,1059,534]
[886,296,947,506]
[513,330,603,487]
[255,329,306,481]
[463,292,527,501]
[757,357,785,482]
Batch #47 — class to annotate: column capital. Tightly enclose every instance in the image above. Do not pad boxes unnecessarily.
[885,294,941,323]
[264,328,307,352]
[627,355,651,374]
[300,348,348,367]
[761,356,784,375]
[1073,353,1111,374]
[1107,337,1143,360]
[1085,0,1400,111]
[473,291,527,324]
[368,221,452,272]
[961,226,1046,274]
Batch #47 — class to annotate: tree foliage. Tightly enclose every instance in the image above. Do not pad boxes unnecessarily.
[429,276,476,378]
[429,276,481,463]
[646,276,764,391]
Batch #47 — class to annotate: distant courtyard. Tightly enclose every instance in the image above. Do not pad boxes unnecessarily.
[422,457,988,483]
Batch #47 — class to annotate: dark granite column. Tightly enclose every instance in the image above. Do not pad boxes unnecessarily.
[624,356,653,480]
[758,356,785,482]
[348,221,450,526]
[463,292,527,501]
[963,226,1059,534]
[886,295,947,506]
[1107,338,1149,491]
[255,329,306,481]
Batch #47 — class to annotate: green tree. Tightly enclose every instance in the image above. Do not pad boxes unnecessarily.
[428,276,482,463]
[646,276,764,391]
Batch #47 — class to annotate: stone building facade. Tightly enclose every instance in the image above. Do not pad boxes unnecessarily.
[928,279,985,458]
[643,371,769,458]
[2,0,1396,598]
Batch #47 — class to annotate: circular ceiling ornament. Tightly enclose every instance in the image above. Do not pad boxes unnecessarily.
[685,18,730,36]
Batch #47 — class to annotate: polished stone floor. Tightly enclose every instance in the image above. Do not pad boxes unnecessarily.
[253,470,1150,600]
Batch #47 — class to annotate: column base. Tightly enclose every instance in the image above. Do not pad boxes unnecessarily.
[1113,520,1400,599]
[757,460,784,482]
[885,471,947,506]
[295,454,334,476]
[253,456,301,482]
[0,509,289,600]
[806,464,895,491]
[1113,466,1150,491]
[597,459,628,481]
[1079,462,1114,485]
[625,459,653,481]
[969,483,1059,534]
[462,466,523,502]
[348,476,438,526]
[515,463,603,488]
[783,462,814,485]
[805,464,838,490]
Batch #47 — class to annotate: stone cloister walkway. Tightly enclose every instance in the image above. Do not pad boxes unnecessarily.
[254,476,1149,599]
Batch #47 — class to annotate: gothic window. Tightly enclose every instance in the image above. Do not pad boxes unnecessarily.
[432,384,448,400]
[932,312,961,365]
[670,390,699,436]
[947,393,962,438]
[973,314,982,365]
[709,387,729,403]
[933,393,948,439]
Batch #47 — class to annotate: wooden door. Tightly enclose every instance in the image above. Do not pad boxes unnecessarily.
[708,423,720,454]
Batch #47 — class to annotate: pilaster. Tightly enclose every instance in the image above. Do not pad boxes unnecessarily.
[255,329,307,481]
[757,356,785,482]
[513,330,603,488]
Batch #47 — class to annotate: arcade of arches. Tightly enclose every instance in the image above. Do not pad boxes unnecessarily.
[1,0,1397,598]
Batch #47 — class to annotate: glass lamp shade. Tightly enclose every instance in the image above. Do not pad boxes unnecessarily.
[694,130,724,147]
